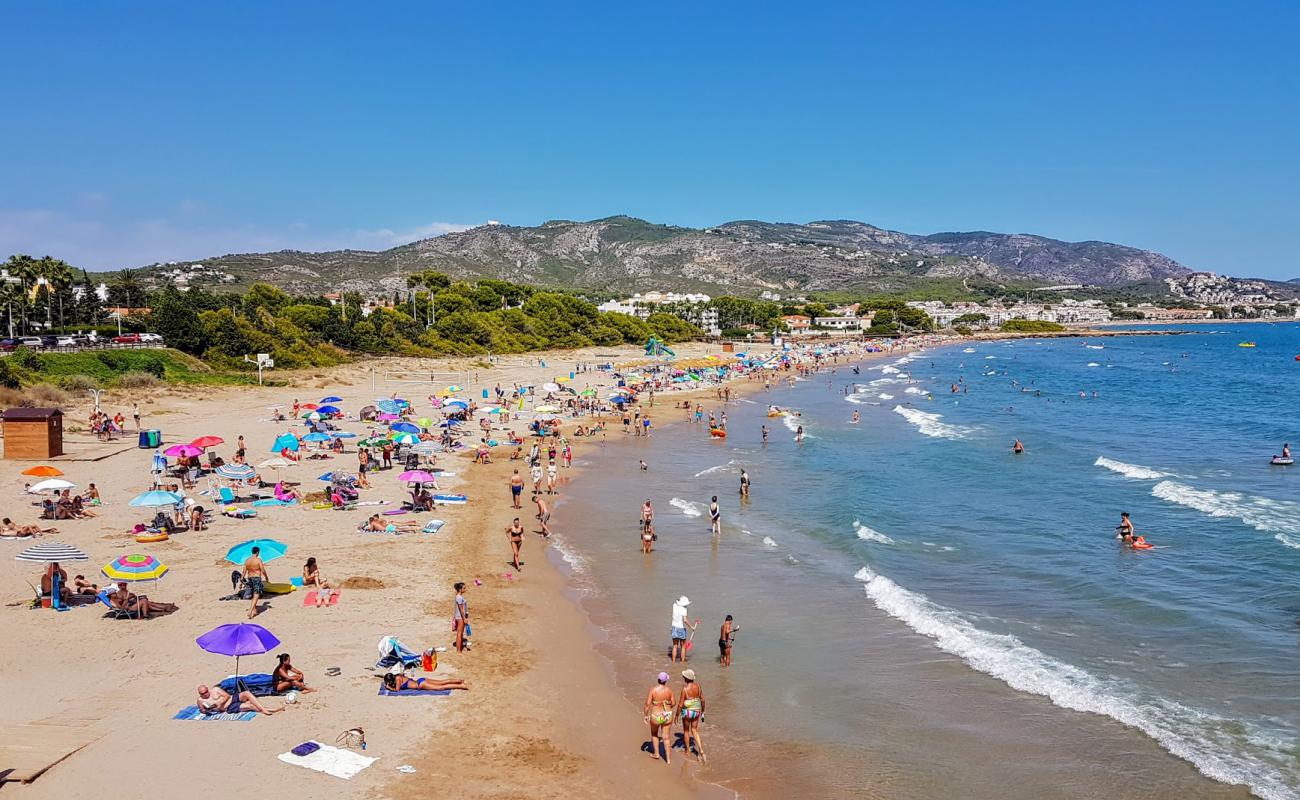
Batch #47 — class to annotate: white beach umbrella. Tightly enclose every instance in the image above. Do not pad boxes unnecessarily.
[28,479,75,493]
[15,542,89,563]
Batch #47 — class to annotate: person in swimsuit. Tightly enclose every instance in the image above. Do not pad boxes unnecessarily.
[197,684,281,716]
[510,469,524,509]
[302,557,334,606]
[739,470,750,498]
[1284,443,1292,459]
[1013,439,1024,454]
[111,581,177,619]
[533,495,551,538]
[642,672,676,763]
[243,546,269,619]
[453,581,470,653]
[709,496,721,536]
[507,517,525,570]
[719,615,739,667]
[762,425,769,444]
[384,672,469,692]
[641,499,655,553]
[1117,512,1135,545]
[678,669,707,762]
[273,653,315,693]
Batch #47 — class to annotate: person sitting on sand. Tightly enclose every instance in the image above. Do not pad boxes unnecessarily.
[1,517,55,537]
[196,684,281,716]
[73,574,98,595]
[111,581,178,619]
[83,483,101,503]
[383,672,469,692]
[273,653,316,693]
[274,481,304,503]
[302,556,334,606]
[70,494,97,518]
[40,563,74,605]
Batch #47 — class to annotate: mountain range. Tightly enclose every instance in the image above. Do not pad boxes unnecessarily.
[133,216,1196,297]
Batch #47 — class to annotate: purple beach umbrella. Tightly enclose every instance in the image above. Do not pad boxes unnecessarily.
[196,622,281,687]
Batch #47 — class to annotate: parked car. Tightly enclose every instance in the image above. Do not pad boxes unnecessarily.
[39,336,59,348]
[18,336,44,348]
[55,335,78,347]
[112,333,143,344]
[0,338,19,352]
[139,333,164,343]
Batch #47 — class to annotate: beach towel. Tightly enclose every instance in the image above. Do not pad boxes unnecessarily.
[277,742,375,780]
[253,498,296,507]
[304,590,340,607]
[173,704,257,722]
[355,500,389,507]
[379,685,452,696]
[217,673,277,696]
[422,519,445,534]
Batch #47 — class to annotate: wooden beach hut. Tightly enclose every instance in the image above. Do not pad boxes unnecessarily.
[2,408,64,459]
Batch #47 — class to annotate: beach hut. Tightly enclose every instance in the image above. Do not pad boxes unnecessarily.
[2,407,64,459]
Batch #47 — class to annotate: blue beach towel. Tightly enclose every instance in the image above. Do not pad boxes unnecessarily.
[253,498,296,507]
[173,704,257,721]
[378,686,452,696]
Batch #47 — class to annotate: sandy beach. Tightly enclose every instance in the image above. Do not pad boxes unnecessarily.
[2,341,797,799]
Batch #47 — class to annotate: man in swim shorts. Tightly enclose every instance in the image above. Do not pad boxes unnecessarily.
[509,469,524,509]
[243,546,269,620]
[719,614,738,666]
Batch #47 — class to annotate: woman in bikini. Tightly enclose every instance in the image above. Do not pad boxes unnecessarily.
[302,557,335,606]
[273,653,316,693]
[507,518,525,571]
[678,668,707,762]
[383,672,469,692]
[642,672,677,763]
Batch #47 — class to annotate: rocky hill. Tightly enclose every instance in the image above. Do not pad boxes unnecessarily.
[131,216,1194,296]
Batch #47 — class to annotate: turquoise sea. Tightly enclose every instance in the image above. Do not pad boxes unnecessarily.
[557,322,1299,799]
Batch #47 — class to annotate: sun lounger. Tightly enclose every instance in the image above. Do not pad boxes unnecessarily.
[96,590,139,620]
[222,507,257,519]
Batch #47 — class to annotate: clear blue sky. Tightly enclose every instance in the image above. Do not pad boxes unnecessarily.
[3,1,1298,279]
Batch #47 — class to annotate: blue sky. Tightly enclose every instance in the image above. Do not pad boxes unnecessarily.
[2,1,1298,279]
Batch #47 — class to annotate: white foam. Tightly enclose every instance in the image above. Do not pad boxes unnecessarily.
[785,555,800,564]
[853,519,895,544]
[782,415,802,433]
[984,355,997,360]
[853,566,1297,800]
[881,366,901,375]
[694,459,738,478]
[1087,362,1101,367]
[1095,457,1169,480]
[903,386,926,395]
[761,536,779,547]
[1086,344,1105,350]
[845,393,868,405]
[1152,481,1300,548]
[893,406,972,440]
[549,535,587,576]
[670,497,705,517]
[877,393,895,400]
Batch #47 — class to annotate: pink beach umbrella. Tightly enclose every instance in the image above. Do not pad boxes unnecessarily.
[398,470,436,484]
[164,444,204,458]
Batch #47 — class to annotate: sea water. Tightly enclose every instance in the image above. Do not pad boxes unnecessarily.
[557,322,1299,799]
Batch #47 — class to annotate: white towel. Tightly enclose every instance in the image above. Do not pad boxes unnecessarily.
[277,742,376,780]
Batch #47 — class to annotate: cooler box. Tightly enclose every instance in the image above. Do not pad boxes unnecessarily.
[138,429,162,449]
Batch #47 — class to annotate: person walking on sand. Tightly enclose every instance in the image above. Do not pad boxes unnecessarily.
[507,517,525,571]
[453,581,470,653]
[533,494,552,538]
[643,672,676,763]
[132,402,141,431]
[678,669,707,762]
[709,496,721,536]
[243,546,269,620]
[719,614,739,666]
[530,460,543,495]
[671,596,698,662]
[546,459,558,494]
[510,469,524,509]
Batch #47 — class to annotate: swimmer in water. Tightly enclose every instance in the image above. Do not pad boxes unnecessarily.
[1012,439,1024,454]
[1283,443,1291,459]
[1116,512,1135,546]
[851,410,860,424]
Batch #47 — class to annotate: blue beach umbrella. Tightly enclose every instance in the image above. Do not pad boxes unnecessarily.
[330,431,357,439]
[391,422,420,434]
[316,405,342,415]
[129,490,185,507]
[302,432,331,443]
[215,463,257,481]
[320,396,343,403]
[225,539,288,564]
[317,472,334,482]
[272,433,300,452]
[376,399,401,414]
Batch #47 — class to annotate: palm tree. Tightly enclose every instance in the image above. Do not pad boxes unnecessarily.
[36,256,73,328]
[4,254,38,334]
[0,280,21,338]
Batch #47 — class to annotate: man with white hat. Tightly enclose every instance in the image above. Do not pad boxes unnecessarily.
[670,595,697,663]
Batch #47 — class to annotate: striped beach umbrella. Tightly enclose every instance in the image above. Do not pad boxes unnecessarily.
[391,433,419,445]
[102,553,169,582]
[376,399,402,414]
[410,441,439,456]
[215,463,257,481]
[14,542,88,563]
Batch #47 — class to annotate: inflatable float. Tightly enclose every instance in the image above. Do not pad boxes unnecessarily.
[709,428,727,439]
[1271,457,1295,466]
[261,582,296,595]
[1131,536,1154,550]
[1238,342,1256,348]
[134,532,169,544]
[433,494,469,505]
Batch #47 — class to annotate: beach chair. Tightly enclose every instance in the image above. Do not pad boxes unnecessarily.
[375,636,421,670]
[218,486,238,504]
[97,590,139,620]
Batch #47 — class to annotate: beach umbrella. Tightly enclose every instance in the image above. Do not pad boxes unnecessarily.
[410,441,439,457]
[483,406,505,415]
[376,399,401,414]
[316,405,341,415]
[391,422,420,434]
[129,490,184,507]
[534,404,559,413]
[359,404,377,419]
[258,457,293,469]
[196,622,281,689]
[14,542,88,563]
[376,412,400,421]
[305,412,321,421]
[535,413,559,422]
[300,403,319,410]
[317,472,334,482]
[302,432,331,443]
[28,478,75,493]
[444,398,469,407]
[225,539,288,564]
[542,382,561,393]
[398,470,436,483]
[330,431,357,439]
[190,435,224,448]
[391,433,418,445]
[579,388,596,397]
[164,444,203,458]
[357,437,386,448]
[320,396,343,403]
[21,465,63,477]
[416,417,433,428]
[102,553,169,583]
[445,385,462,393]
[272,434,300,452]
[215,463,257,482]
